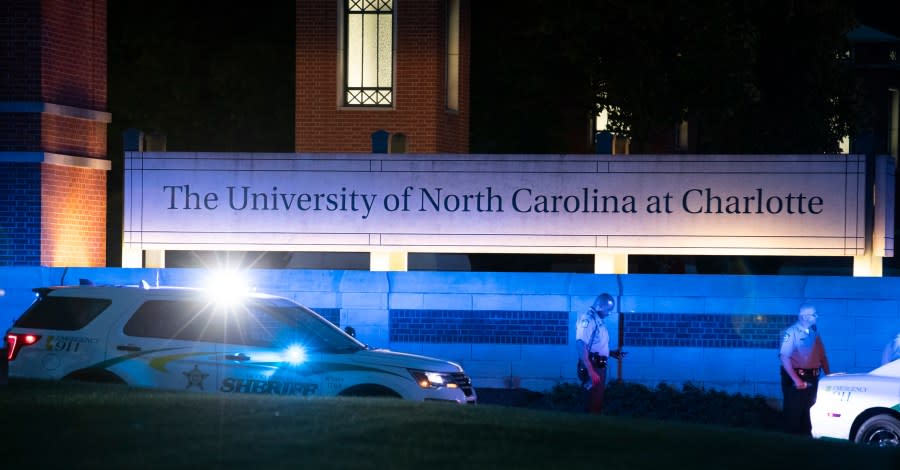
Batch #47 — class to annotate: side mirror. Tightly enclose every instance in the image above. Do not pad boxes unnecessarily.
[343,326,356,338]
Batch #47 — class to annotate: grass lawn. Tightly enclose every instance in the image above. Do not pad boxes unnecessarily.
[1,379,897,469]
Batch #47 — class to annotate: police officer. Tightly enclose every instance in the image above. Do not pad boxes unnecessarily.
[779,303,830,435]
[576,293,614,414]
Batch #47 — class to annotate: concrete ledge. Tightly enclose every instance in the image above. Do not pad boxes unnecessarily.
[338,271,388,293]
[522,294,569,311]
[388,293,424,309]
[0,152,111,170]
[805,276,900,299]
[0,101,112,122]
[472,294,522,310]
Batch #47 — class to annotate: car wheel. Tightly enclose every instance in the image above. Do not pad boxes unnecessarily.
[855,415,900,448]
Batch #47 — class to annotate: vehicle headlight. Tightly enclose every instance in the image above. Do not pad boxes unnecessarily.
[408,369,457,389]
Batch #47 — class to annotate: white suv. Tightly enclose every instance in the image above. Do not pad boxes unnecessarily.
[5,284,476,404]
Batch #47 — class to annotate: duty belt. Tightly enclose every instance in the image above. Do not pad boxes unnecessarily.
[588,352,608,369]
[795,368,820,377]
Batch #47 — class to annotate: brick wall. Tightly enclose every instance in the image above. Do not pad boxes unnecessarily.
[390,309,568,344]
[0,0,42,101]
[0,0,109,267]
[624,313,796,349]
[0,163,42,265]
[1,0,106,110]
[40,0,107,109]
[40,114,107,158]
[0,113,106,157]
[0,114,41,150]
[40,164,106,266]
[38,0,108,158]
[295,0,469,153]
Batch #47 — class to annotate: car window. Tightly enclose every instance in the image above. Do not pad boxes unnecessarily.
[124,300,224,342]
[122,298,364,352]
[222,299,364,352]
[221,302,279,346]
[14,295,111,330]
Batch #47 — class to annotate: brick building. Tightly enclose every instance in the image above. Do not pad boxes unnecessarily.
[296,0,470,153]
[1,0,109,266]
[1,0,470,267]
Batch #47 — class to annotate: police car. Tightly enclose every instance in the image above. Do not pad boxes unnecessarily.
[5,283,476,404]
[810,359,900,447]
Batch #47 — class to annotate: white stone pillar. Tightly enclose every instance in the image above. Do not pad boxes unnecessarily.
[853,255,882,277]
[144,250,166,268]
[370,251,408,271]
[595,253,628,274]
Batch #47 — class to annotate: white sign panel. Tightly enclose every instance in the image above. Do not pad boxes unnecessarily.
[124,152,893,257]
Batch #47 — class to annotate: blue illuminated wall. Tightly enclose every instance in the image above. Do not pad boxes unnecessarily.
[389,309,568,344]
[0,164,41,265]
[624,313,796,349]
[1,267,898,400]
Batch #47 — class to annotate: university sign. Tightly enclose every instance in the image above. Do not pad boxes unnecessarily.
[162,184,826,218]
[123,153,894,271]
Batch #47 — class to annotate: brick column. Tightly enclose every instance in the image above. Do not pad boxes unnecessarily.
[0,0,110,266]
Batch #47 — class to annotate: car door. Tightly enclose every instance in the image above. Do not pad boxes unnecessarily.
[105,298,220,393]
[216,299,321,398]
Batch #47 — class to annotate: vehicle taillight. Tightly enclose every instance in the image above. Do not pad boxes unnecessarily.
[6,333,41,361]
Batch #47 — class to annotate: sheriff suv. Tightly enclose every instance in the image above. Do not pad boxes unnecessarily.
[5,284,476,404]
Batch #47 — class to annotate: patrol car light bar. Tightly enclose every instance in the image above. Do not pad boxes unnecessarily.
[7,333,40,361]
[204,269,252,306]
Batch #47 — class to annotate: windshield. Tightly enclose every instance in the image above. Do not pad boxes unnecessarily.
[222,298,365,353]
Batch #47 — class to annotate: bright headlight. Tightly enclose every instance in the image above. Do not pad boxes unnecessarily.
[408,369,456,389]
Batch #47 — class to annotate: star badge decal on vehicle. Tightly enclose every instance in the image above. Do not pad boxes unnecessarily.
[183,365,209,390]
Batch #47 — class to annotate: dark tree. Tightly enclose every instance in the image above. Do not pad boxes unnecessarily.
[108,1,295,154]
[472,0,859,154]
[106,1,295,265]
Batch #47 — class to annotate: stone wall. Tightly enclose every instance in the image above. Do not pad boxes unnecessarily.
[1,267,897,400]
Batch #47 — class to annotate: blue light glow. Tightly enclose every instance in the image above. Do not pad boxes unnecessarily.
[285,345,307,365]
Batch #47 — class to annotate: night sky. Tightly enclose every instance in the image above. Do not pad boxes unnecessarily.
[108,1,899,154]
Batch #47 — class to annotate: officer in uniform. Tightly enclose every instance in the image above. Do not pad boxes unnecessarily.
[779,303,830,435]
[576,293,615,414]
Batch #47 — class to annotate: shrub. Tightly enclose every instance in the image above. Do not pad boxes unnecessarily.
[537,381,782,430]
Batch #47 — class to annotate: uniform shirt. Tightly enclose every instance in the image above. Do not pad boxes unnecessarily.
[576,312,609,356]
[779,323,826,369]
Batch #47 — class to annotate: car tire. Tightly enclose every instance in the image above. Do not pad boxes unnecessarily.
[855,414,900,448]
